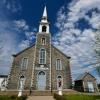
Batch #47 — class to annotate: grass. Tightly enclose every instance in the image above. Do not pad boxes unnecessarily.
[0,95,27,100]
[54,93,100,100]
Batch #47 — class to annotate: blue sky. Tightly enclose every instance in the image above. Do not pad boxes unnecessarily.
[0,0,100,82]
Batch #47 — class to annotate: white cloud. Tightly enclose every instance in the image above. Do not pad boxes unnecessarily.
[88,12,100,29]
[13,19,36,50]
[2,0,22,13]
[0,1,28,74]
[54,0,100,81]
[14,20,29,31]
[18,40,30,50]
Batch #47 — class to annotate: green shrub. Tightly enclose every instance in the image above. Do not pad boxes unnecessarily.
[54,93,61,100]
[10,95,17,99]
[17,95,27,100]
[54,93,67,100]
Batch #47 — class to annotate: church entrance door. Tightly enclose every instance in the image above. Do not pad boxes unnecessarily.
[37,71,46,90]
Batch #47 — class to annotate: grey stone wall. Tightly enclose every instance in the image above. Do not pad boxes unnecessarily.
[7,45,35,90]
[51,46,72,90]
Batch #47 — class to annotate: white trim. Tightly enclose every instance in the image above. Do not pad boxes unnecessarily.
[50,34,51,90]
[21,57,28,70]
[35,67,49,70]
[31,34,37,88]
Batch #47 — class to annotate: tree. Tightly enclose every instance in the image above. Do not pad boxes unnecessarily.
[95,31,100,56]
[94,30,100,77]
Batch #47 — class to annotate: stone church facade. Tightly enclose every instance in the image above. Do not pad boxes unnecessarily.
[7,6,72,91]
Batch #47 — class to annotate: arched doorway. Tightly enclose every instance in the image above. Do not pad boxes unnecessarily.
[18,75,25,90]
[57,76,63,90]
[37,71,46,90]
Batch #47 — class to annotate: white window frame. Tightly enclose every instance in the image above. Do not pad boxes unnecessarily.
[21,58,28,70]
[56,59,62,70]
[39,48,46,64]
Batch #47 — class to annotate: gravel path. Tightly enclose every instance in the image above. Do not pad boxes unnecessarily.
[27,96,55,100]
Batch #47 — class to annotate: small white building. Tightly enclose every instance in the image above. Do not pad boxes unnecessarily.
[0,75,8,91]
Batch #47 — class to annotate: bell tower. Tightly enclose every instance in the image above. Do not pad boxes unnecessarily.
[39,6,49,33]
[32,6,51,90]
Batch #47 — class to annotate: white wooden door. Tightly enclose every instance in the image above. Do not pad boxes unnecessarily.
[87,82,94,92]
[37,71,46,90]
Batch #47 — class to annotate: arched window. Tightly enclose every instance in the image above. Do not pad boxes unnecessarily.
[42,26,46,32]
[39,49,46,64]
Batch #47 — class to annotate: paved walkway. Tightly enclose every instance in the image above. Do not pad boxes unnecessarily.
[27,96,55,100]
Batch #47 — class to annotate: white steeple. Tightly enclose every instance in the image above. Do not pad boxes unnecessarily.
[41,5,48,23]
[42,6,47,18]
[39,6,49,33]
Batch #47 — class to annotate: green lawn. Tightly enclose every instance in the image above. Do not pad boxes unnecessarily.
[0,95,27,100]
[54,93,100,100]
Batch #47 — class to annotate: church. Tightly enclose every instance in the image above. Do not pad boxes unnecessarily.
[7,6,72,91]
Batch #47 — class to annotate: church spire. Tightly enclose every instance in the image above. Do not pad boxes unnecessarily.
[39,6,50,33]
[41,5,48,23]
[42,6,47,19]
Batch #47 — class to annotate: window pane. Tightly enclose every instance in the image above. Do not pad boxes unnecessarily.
[21,58,28,70]
[39,49,46,64]
[56,59,62,70]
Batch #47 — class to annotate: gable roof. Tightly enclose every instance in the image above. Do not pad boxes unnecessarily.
[51,45,71,59]
[12,43,71,59]
[75,72,96,81]
[13,44,35,57]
